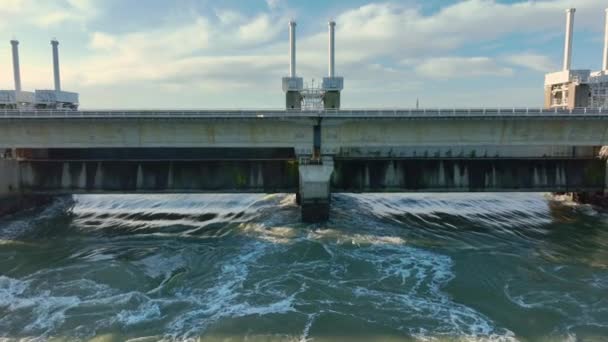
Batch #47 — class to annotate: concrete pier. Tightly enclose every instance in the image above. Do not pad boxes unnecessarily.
[323,91,340,110]
[0,158,49,218]
[286,91,302,110]
[0,158,20,199]
[298,157,334,222]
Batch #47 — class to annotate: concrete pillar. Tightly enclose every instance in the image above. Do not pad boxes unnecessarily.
[289,21,297,78]
[11,40,21,92]
[0,158,20,199]
[567,83,590,109]
[563,8,575,71]
[286,91,302,110]
[51,40,61,92]
[284,21,303,110]
[298,157,334,222]
[328,21,336,78]
[323,91,340,110]
[544,86,552,109]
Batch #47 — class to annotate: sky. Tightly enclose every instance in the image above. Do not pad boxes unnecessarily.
[0,0,606,109]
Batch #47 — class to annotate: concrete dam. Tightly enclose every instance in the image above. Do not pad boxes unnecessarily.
[2,109,608,222]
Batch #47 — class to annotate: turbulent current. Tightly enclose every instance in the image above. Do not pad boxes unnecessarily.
[0,193,607,341]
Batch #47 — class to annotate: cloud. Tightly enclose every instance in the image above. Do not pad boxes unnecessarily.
[238,14,280,44]
[215,9,245,25]
[75,11,287,88]
[2,0,607,108]
[89,32,116,51]
[504,53,558,72]
[266,0,283,10]
[415,57,513,79]
[0,0,99,29]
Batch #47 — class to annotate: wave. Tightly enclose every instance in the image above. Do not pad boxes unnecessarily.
[0,193,606,341]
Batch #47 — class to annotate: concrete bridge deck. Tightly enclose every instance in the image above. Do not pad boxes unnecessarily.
[1,107,608,119]
[2,109,608,152]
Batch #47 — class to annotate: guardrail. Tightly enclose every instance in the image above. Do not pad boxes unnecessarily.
[0,107,606,118]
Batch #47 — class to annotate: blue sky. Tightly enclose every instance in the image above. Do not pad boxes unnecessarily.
[0,0,606,109]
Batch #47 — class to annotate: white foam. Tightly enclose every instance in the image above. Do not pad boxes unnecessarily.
[504,271,608,338]
[116,301,162,326]
[309,229,407,247]
[0,276,81,337]
[238,223,300,244]
[137,254,186,280]
[347,193,553,230]
[326,243,516,341]
[299,313,318,342]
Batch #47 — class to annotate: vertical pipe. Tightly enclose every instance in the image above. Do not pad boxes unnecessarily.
[51,39,61,91]
[563,8,575,71]
[329,21,336,78]
[603,8,608,71]
[289,21,296,78]
[10,40,21,92]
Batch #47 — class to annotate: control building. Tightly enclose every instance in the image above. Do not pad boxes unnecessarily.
[0,39,79,110]
[545,8,608,109]
[282,21,345,110]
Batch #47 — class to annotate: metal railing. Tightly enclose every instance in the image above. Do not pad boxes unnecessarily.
[0,107,606,119]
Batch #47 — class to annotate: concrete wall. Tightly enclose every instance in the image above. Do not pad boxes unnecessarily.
[332,159,605,192]
[568,84,590,109]
[334,146,598,159]
[286,91,302,110]
[14,148,295,161]
[3,117,608,157]
[18,160,299,193]
[0,159,20,198]
[321,118,608,154]
[323,91,340,110]
[16,158,605,194]
[0,118,316,153]
[544,86,553,109]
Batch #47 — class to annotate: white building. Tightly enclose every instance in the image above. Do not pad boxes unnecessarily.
[544,9,608,109]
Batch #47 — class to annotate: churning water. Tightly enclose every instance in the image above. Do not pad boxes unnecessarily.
[0,193,607,341]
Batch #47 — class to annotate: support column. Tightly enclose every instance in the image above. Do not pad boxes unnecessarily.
[0,157,23,217]
[0,157,53,217]
[0,158,20,199]
[286,90,302,110]
[298,157,334,223]
[571,155,608,206]
[323,91,341,110]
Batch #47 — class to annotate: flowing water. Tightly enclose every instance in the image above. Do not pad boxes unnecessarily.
[0,193,607,341]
